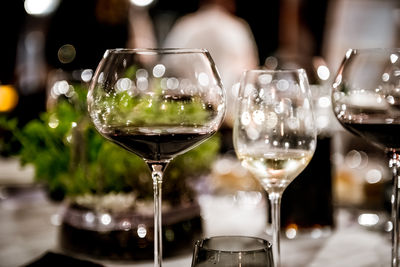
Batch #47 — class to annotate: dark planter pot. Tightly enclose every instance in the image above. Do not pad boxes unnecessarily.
[59,200,202,261]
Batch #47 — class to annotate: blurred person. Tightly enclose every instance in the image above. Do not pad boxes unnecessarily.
[127,5,157,49]
[163,0,259,128]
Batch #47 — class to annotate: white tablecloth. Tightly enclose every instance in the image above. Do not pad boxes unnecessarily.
[0,188,391,267]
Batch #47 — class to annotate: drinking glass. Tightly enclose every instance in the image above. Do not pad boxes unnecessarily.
[87,48,226,267]
[191,236,274,267]
[331,48,400,266]
[233,69,317,266]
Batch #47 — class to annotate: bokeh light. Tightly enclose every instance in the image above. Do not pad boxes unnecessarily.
[0,85,19,112]
[130,0,154,7]
[58,44,76,64]
[24,0,60,16]
[317,65,330,81]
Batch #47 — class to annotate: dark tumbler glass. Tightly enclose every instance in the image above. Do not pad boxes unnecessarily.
[191,236,274,267]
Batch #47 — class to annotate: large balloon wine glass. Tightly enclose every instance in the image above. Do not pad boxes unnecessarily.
[87,48,226,267]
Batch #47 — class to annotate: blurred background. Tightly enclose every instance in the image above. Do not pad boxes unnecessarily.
[0,0,397,124]
[0,0,400,247]
[0,0,398,124]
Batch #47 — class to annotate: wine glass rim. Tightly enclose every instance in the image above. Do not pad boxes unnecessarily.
[196,235,272,253]
[105,48,210,55]
[244,68,306,74]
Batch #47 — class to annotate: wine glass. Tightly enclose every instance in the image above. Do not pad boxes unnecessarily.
[233,69,317,267]
[332,48,400,266]
[87,48,226,267]
[191,236,274,267]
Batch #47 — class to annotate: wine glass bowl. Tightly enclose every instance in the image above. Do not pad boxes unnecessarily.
[332,48,400,150]
[88,48,225,161]
[233,69,317,266]
[332,48,400,266]
[87,48,226,267]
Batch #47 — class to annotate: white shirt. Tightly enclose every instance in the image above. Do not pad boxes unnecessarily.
[164,5,259,125]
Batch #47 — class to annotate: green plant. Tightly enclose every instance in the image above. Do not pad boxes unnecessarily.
[1,83,220,204]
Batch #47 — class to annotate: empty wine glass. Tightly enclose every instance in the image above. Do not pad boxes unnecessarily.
[87,48,226,267]
[191,236,274,267]
[331,48,400,266]
[233,69,317,267]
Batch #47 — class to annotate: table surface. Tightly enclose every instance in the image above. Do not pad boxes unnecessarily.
[0,186,392,267]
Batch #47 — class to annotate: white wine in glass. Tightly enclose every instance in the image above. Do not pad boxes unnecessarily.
[233,69,317,267]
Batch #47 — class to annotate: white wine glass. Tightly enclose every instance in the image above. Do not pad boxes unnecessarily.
[233,69,317,267]
[332,48,400,266]
[87,48,226,267]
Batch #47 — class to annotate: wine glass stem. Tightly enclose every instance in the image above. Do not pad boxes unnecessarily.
[269,192,282,267]
[388,152,400,267]
[149,162,168,267]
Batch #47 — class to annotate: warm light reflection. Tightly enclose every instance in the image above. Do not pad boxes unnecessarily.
[84,212,95,224]
[136,69,148,78]
[345,150,368,169]
[358,213,379,227]
[311,228,322,239]
[198,72,209,86]
[0,85,18,112]
[48,114,59,128]
[116,78,133,92]
[130,0,154,7]
[24,0,59,16]
[318,96,330,108]
[316,115,329,129]
[50,214,61,226]
[276,79,289,91]
[317,65,330,81]
[345,49,353,59]
[246,127,260,140]
[258,74,272,85]
[365,169,382,184]
[137,77,148,91]
[265,112,278,129]
[81,69,93,82]
[51,80,70,99]
[167,77,179,90]
[285,224,297,239]
[382,73,390,82]
[240,111,251,126]
[386,221,393,232]
[390,54,399,64]
[265,56,278,69]
[153,64,165,78]
[333,74,342,89]
[137,224,147,238]
[121,220,132,231]
[252,110,265,125]
[101,213,112,225]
